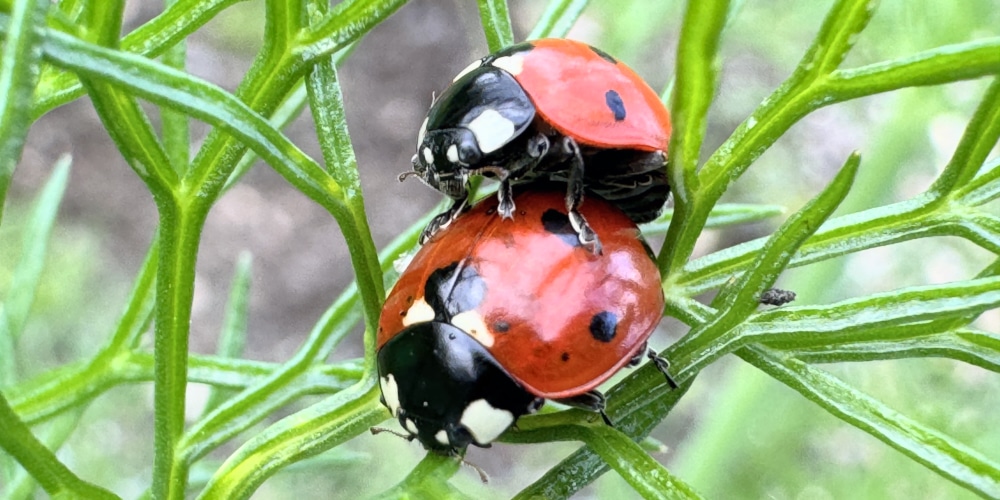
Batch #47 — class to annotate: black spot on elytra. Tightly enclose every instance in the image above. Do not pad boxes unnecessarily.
[589,311,618,343]
[561,352,570,362]
[541,209,581,247]
[589,46,617,64]
[606,90,626,121]
[424,262,486,320]
[493,320,510,333]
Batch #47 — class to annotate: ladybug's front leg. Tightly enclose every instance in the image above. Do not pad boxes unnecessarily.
[419,194,471,245]
[561,137,602,255]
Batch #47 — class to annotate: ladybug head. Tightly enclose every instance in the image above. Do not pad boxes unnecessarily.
[402,128,481,200]
[376,321,542,454]
[401,67,536,200]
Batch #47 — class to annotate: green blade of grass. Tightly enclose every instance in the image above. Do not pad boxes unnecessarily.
[741,345,1000,498]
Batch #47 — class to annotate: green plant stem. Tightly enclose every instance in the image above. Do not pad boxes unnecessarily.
[658,0,729,273]
[305,40,384,375]
[476,0,514,51]
[527,0,589,40]
[373,453,468,499]
[198,380,385,499]
[741,345,1000,497]
[154,204,205,500]
[31,0,245,117]
[0,391,119,499]
[160,0,189,174]
[0,0,47,223]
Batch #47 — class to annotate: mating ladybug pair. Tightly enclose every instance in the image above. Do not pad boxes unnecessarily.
[376,39,675,455]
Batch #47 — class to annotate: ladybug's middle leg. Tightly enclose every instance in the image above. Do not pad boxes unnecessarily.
[490,133,552,219]
[559,137,602,255]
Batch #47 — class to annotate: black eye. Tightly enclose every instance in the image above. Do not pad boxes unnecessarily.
[459,142,481,164]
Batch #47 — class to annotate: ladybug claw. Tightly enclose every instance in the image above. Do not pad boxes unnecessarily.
[569,210,602,255]
[497,180,516,219]
[421,197,471,244]
[648,349,679,389]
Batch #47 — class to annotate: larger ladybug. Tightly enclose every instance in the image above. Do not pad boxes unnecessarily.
[375,188,671,453]
[400,38,673,255]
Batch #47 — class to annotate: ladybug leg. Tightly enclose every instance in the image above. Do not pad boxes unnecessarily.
[560,137,602,255]
[647,349,679,389]
[420,194,471,244]
[553,390,613,427]
[370,426,417,442]
[628,342,648,366]
[497,177,515,219]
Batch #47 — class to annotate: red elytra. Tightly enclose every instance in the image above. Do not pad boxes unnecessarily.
[503,38,672,151]
[377,189,664,398]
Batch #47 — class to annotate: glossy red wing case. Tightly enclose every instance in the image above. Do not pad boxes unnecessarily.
[378,189,664,398]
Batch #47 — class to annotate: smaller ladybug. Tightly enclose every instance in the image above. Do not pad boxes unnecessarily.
[400,38,672,255]
[375,188,675,454]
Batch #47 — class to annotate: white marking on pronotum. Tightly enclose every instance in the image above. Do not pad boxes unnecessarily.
[380,374,401,417]
[490,54,525,75]
[451,310,494,348]
[452,59,483,82]
[435,430,450,446]
[402,298,435,326]
[466,109,516,154]
[460,399,514,444]
[416,116,429,149]
[446,144,460,164]
[421,147,434,165]
[404,418,419,435]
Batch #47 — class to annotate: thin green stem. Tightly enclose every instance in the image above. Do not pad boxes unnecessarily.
[477,0,514,51]
[160,0,189,174]
[0,391,119,499]
[153,204,205,500]
[0,0,47,222]
[657,0,730,274]
[527,0,589,40]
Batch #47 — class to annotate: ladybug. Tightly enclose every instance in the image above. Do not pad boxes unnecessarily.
[375,188,674,454]
[400,38,673,255]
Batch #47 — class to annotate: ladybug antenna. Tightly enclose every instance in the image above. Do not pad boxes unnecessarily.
[398,170,422,182]
[457,455,490,484]
[370,426,416,442]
